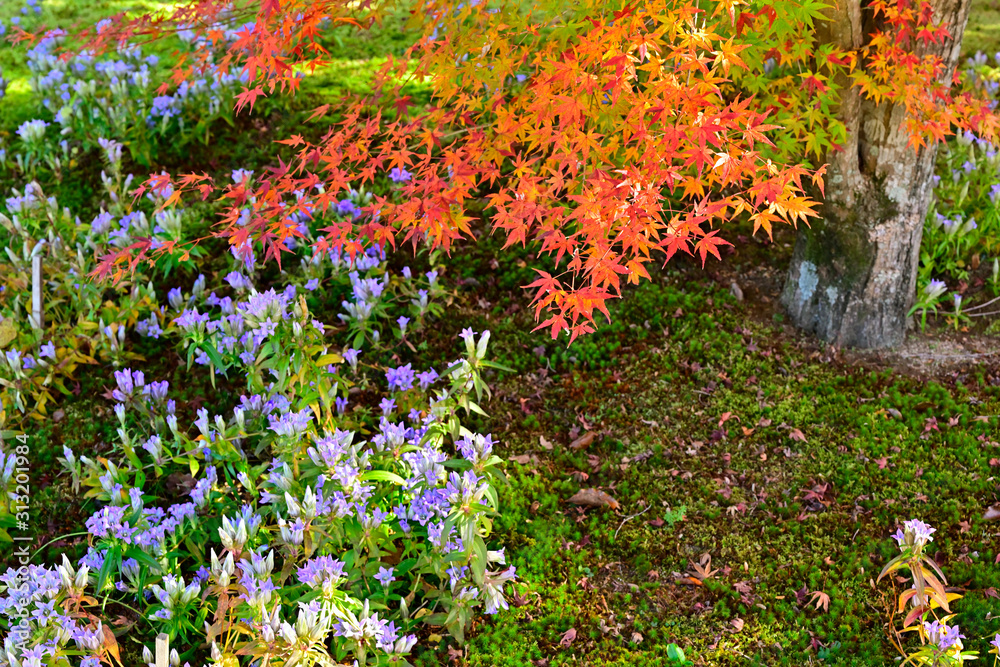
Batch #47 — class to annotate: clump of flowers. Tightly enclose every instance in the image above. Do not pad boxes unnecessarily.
[1,260,511,666]
[0,137,189,419]
[878,520,980,665]
[17,25,245,168]
[920,52,1000,288]
[910,279,949,332]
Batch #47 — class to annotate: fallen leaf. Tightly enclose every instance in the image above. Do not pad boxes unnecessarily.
[675,576,703,586]
[985,505,1000,522]
[539,436,554,451]
[101,624,122,665]
[631,631,644,644]
[570,431,596,451]
[876,457,889,470]
[959,520,971,533]
[648,518,665,528]
[985,587,1000,600]
[741,426,755,436]
[568,488,620,510]
[560,627,577,647]
[809,590,830,612]
[510,454,539,465]
[690,553,719,581]
[788,428,807,443]
[730,617,744,632]
[974,415,991,423]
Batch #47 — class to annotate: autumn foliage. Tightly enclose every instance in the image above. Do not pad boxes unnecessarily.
[26,0,999,340]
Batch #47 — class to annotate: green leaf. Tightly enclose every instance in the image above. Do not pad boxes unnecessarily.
[360,470,406,485]
[97,545,122,593]
[667,643,686,663]
[125,546,160,572]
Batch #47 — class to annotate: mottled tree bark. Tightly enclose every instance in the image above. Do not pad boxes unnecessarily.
[781,0,971,348]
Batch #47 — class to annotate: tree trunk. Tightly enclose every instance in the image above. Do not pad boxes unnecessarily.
[781,0,972,349]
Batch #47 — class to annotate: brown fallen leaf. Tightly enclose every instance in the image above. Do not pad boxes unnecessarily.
[690,553,719,582]
[631,631,644,644]
[510,454,539,465]
[789,428,807,443]
[985,587,1000,600]
[568,488,620,510]
[809,590,831,612]
[959,520,971,533]
[731,617,745,632]
[101,624,122,665]
[560,627,577,647]
[570,431,596,451]
[539,436,554,451]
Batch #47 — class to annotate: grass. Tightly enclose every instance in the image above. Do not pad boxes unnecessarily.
[441,284,1000,666]
[964,1,1000,58]
[3,1,1000,666]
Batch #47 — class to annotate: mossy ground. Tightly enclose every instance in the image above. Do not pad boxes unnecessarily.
[4,2,1000,666]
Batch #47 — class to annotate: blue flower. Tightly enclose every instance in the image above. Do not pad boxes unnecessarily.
[375,566,396,586]
[386,364,415,392]
[388,167,412,183]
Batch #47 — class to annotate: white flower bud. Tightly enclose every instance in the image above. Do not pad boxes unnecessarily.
[280,621,298,645]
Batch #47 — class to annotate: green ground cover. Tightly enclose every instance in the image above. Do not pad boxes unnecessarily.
[2,1,1000,666]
